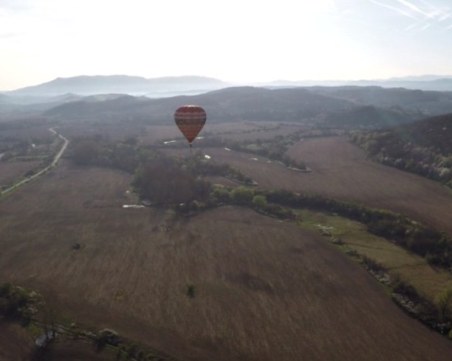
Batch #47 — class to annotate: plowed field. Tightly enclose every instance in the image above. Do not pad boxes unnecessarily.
[0,163,451,360]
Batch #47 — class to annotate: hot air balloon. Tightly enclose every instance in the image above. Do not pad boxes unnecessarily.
[174,105,206,149]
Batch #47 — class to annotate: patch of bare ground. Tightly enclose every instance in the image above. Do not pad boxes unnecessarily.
[0,163,451,360]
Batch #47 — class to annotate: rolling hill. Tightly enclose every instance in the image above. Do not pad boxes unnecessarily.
[307,86,452,116]
[322,105,416,129]
[44,86,421,128]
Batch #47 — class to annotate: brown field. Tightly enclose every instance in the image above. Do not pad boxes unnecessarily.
[139,122,300,145]
[183,137,452,236]
[287,137,452,235]
[0,322,34,361]
[59,123,145,141]
[0,160,42,187]
[208,122,303,142]
[0,163,451,360]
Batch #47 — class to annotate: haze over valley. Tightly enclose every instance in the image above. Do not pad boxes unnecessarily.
[1,1,452,360]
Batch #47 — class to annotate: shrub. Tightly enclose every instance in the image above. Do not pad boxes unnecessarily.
[231,187,254,205]
[252,195,267,209]
[186,285,195,298]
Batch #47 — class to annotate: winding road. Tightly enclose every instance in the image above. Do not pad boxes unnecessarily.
[0,128,69,196]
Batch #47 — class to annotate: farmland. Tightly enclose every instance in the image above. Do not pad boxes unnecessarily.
[297,209,452,303]
[0,160,42,188]
[0,161,451,360]
[0,119,452,360]
[187,136,452,237]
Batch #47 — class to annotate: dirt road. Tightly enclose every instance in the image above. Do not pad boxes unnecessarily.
[0,128,69,196]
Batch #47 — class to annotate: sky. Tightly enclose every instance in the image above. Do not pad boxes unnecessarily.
[1,0,452,90]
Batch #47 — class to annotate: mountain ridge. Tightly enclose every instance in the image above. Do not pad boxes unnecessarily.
[7,75,228,97]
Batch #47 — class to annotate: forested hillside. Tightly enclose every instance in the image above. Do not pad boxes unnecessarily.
[351,113,452,187]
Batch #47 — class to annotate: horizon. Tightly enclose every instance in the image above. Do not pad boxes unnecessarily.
[1,0,452,90]
[2,72,452,93]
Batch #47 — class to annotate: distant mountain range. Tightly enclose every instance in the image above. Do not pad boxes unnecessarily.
[3,75,452,129]
[44,86,442,129]
[267,76,452,92]
[5,75,228,97]
[44,86,353,124]
[4,75,452,99]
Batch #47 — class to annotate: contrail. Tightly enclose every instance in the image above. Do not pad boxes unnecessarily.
[396,0,429,17]
[367,0,419,19]
[397,0,452,22]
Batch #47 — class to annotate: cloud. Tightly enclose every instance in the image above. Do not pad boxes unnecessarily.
[0,32,21,39]
[0,0,33,12]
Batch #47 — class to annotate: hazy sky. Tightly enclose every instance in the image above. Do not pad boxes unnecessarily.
[1,0,452,90]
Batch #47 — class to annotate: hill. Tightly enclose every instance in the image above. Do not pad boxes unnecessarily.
[322,105,415,129]
[44,86,355,123]
[8,75,227,97]
[0,94,9,103]
[401,113,452,154]
[351,113,452,186]
[307,86,452,116]
[44,86,422,129]
[352,78,452,92]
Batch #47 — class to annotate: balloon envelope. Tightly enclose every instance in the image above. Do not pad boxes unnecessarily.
[174,105,206,144]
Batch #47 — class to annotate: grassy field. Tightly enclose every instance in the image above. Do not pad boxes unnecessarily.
[0,162,451,360]
[297,209,452,302]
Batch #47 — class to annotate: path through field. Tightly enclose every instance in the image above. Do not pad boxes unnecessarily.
[0,128,69,196]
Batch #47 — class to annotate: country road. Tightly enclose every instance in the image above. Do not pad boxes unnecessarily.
[0,128,69,196]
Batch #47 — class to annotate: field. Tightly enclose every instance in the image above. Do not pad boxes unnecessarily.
[183,136,452,236]
[287,137,452,235]
[0,160,42,187]
[0,323,33,361]
[0,162,451,360]
[298,209,452,301]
